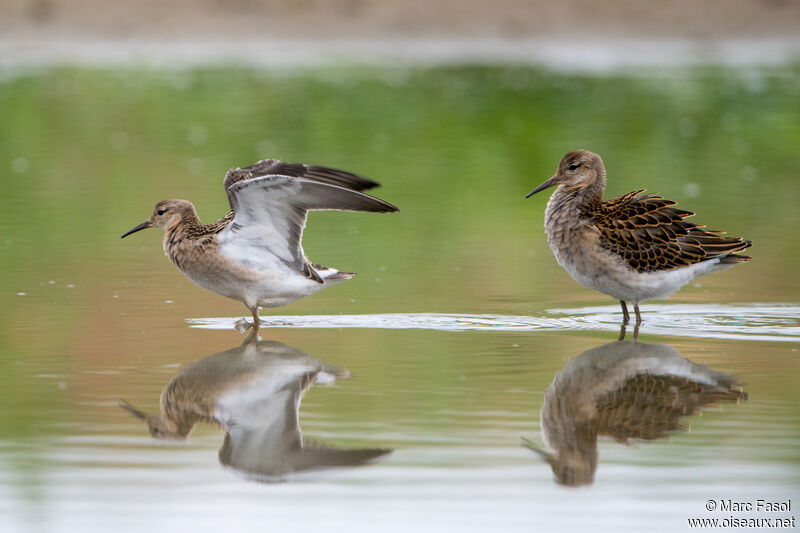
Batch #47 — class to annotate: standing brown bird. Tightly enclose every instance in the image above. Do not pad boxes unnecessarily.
[526,150,751,337]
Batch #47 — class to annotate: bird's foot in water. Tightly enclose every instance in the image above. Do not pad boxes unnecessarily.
[234,317,261,334]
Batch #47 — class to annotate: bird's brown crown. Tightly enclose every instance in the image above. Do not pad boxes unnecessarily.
[149,199,197,230]
[553,149,606,189]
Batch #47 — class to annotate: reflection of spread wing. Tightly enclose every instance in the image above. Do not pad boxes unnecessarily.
[581,190,751,273]
[291,445,392,472]
[219,175,397,282]
[594,373,746,443]
[224,159,380,201]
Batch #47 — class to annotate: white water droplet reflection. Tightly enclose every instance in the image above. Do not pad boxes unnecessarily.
[11,157,29,174]
[188,125,208,145]
[109,131,130,150]
[741,165,757,181]
[683,182,701,198]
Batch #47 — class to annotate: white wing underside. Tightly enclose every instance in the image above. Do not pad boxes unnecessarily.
[218,174,394,283]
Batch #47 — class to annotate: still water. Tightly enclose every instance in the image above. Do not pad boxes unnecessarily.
[1,64,799,532]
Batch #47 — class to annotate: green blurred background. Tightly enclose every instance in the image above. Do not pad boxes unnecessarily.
[2,65,798,314]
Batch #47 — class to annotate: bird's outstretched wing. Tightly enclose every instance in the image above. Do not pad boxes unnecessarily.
[582,190,751,273]
[219,174,397,283]
[224,159,380,209]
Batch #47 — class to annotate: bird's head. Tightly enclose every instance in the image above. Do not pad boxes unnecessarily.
[526,149,606,198]
[121,199,196,238]
[119,399,185,440]
[522,437,596,487]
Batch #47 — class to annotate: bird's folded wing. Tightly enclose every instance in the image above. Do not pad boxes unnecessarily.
[595,373,744,443]
[584,191,750,273]
[219,175,397,282]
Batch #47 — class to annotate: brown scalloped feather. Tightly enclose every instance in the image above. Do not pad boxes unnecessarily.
[580,190,752,273]
[595,373,746,443]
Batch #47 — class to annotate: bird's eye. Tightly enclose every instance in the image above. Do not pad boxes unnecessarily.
[568,163,581,171]
[157,208,167,215]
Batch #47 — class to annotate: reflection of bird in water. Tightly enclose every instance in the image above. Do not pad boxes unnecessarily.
[120,338,391,482]
[121,159,398,331]
[523,340,747,487]
[526,150,751,338]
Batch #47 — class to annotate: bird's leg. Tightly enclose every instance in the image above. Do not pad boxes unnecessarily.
[619,300,630,325]
[633,303,642,340]
[617,300,629,341]
[242,326,259,344]
[251,306,261,331]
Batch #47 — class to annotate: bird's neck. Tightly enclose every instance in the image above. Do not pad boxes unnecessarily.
[161,397,203,438]
[162,212,207,269]
[165,210,206,242]
[548,176,606,213]
[580,173,606,203]
[544,177,606,247]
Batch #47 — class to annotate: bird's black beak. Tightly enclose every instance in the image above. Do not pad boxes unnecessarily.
[521,437,554,464]
[525,175,559,198]
[118,400,148,420]
[121,220,154,238]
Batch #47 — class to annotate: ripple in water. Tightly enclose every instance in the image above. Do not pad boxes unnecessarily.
[187,304,800,342]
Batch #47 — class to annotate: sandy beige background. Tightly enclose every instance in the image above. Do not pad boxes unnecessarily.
[2,0,799,40]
